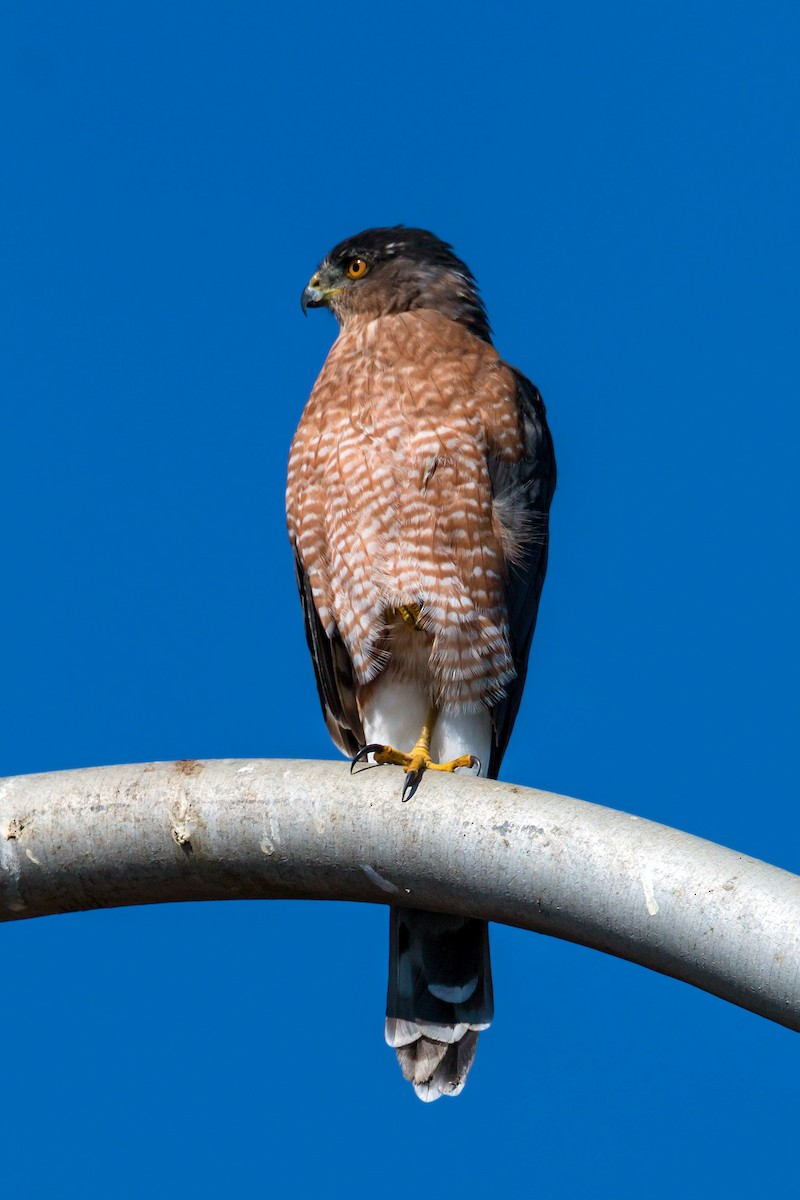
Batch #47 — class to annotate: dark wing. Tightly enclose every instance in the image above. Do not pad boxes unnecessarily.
[293,548,364,758]
[487,369,556,779]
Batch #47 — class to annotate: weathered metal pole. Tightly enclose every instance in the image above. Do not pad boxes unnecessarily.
[2,758,798,1030]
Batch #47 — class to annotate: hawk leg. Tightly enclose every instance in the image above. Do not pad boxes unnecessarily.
[352,705,479,802]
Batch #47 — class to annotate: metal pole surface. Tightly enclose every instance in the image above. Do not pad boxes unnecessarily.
[2,758,798,1030]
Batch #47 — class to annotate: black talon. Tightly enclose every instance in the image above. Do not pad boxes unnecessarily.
[350,744,386,774]
[471,756,481,775]
[402,771,422,803]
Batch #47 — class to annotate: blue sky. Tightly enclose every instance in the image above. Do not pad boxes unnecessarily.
[2,2,798,1195]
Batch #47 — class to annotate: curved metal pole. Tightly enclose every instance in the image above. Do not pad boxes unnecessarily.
[1,758,799,1030]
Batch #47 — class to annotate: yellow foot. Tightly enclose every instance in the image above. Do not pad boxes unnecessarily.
[351,742,480,803]
[397,603,423,631]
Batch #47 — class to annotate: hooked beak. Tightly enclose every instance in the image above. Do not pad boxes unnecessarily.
[301,274,325,315]
[300,270,343,316]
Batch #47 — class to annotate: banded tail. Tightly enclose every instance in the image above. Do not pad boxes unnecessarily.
[385,906,493,1101]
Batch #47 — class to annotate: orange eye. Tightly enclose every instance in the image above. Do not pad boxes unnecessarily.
[346,258,368,280]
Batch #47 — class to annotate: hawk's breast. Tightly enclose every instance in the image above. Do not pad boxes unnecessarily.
[286,310,524,709]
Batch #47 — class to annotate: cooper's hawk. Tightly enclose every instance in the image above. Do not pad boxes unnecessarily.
[287,227,555,1100]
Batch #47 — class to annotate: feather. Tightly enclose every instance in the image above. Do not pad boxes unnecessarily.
[487,370,556,777]
[292,548,363,757]
[396,1037,449,1086]
[385,905,493,1101]
[395,1028,480,1100]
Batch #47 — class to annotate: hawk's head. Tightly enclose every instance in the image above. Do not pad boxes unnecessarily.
[301,226,491,342]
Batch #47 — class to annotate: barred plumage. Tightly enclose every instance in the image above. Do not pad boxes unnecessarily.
[287,226,556,1099]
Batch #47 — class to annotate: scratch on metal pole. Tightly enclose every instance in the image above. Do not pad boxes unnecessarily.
[641,867,660,916]
[0,834,27,912]
[362,863,400,894]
